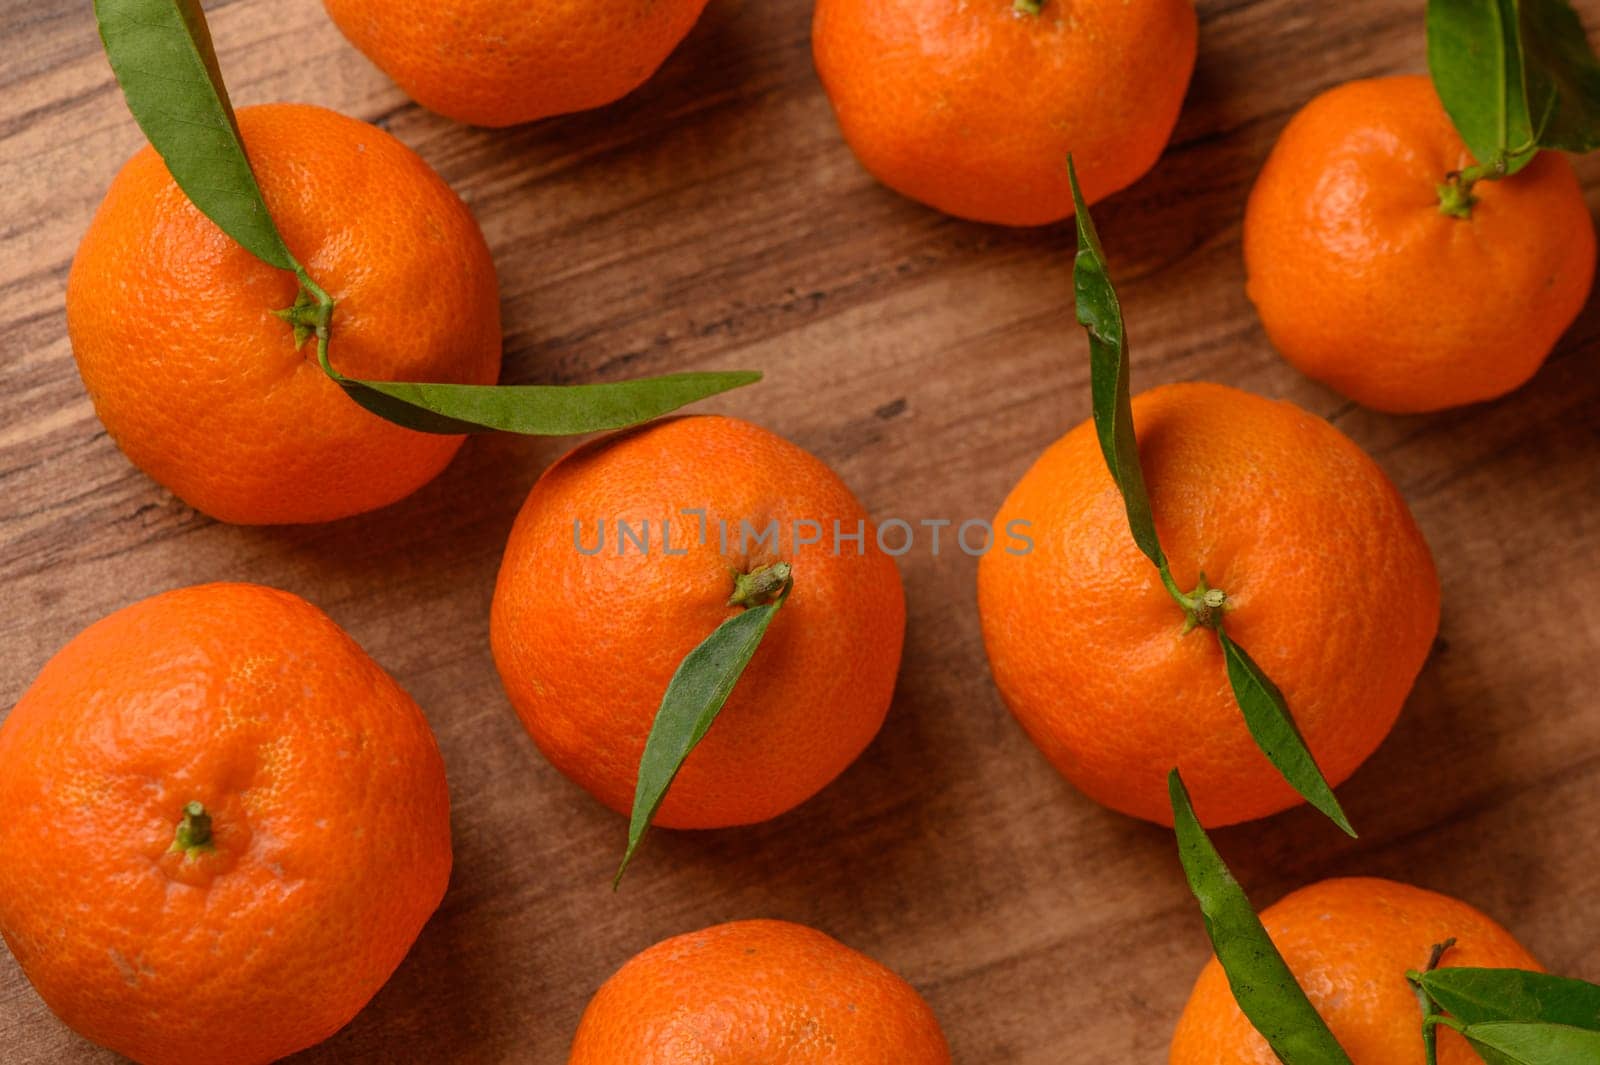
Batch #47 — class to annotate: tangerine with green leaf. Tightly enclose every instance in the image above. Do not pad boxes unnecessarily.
[1170,877,1543,1064]
[1245,73,1596,413]
[490,415,905,831]
[0,583,452,1065]
[322,0,711,127]
[812,0,1198,225]
[66,102,502,525]
[977,382,1440,828]
[568,920,951,1063]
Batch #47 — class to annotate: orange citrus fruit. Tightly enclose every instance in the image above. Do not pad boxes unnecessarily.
[977,382,1440,827]
[491,415,905,829]
[1245,75,1596,413]
[812,0,1198,225]
[0,583,452,1065]
[322,0,712,127]
[67,102,502,525]
[568,919,951,1063]
[1171,877,1544,1064]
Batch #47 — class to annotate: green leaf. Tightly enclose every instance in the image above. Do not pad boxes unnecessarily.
[1217,630,1355,838]
[1421,968,1600,1030]
[1428,0,1538,175]
[1517,0,1600,155]
[1168,769,1355,1065]
[1463,1022,1600,1064]
[94,0,296,270]
[1068,157,1165,571]
[330,370,764,436]
[615,567,792,887]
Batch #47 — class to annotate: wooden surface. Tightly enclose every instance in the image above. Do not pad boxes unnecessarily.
[4,1,1600,1061]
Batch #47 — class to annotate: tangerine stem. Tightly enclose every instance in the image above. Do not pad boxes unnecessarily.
[170,801,214,855]
[274,268,336,352]
[1436,175,1479,219]
[729,561,793,609]
[1436,145,1536,219]
[1159,563,1230,633]
[1014,0,1045,13]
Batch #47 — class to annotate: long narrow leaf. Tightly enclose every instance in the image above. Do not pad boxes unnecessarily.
[1068,158,1165,570]
[95,0,296,269]
[615,582,789,886]
[1169,770,1354,1065]
[335,371,763,436]
[1218,631,1354,837]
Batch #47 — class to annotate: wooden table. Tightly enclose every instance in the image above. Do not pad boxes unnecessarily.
[4,1,1599,1061]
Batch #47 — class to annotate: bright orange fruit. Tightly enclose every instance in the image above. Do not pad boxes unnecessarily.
[978,382,1440,828]
[1245,75,1596,413]
[0,583,452,1065]
[1171,877,1543,1064]
[812,0,1198,225]
[67,103,502,525]
[568,920,951,1063]
[322,0,712,127]
[491,415,905,829]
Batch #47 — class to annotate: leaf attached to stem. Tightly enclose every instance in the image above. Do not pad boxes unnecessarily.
[94,0,760,436]
[615,563,793,887]
[1066,158,1353,837]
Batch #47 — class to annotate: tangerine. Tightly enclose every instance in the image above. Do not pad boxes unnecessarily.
[1171,877,1543,1064]
[1244,75,1596,413]
[978,382,1440,827]
[569,919,951,1063]
[0,583,452,1065]
[67,103,502,525]
[491,415,905,829]
[323,0,712,127]
[813,0,1198,225]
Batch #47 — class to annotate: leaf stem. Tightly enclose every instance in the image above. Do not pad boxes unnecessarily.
[1436,145,1536,218]
[294,266,332,311]
[1491,0,1510,157]
[1159,563,1230,634]
[1408,938,1458,1065]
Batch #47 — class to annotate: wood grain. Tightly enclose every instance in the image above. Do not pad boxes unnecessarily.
[3,0,1599,1061]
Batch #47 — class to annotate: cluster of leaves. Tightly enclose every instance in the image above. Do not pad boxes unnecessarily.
[1415,965,1600,1064]
[95,0,758,437]
[1427,0,1600,198]
[1067,4,1600,1058]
